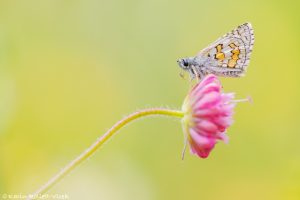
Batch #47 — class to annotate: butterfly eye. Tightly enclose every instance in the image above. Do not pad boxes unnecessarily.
[183,60,189,67]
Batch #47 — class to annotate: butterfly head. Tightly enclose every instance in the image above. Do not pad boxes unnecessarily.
[177,58,192,70]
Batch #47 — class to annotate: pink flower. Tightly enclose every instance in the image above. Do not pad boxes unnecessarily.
[181,75,236,158]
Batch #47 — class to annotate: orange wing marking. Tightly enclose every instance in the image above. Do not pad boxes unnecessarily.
[228,43,240,68]
[215,44,225,61]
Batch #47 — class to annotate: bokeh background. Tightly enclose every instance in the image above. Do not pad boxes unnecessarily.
[0,0,300,199]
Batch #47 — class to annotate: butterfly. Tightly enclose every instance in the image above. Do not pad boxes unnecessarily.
[177,22,254,80]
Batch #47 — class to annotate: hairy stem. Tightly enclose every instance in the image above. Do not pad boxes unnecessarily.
[28,108,184,200]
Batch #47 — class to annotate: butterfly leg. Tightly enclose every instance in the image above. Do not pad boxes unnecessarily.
[188,69,195,81]
[190,65,199,81]
[191,65,205,81]
[198,71,205,80]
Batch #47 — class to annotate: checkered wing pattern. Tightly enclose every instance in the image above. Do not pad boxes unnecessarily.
[197,23,254,72]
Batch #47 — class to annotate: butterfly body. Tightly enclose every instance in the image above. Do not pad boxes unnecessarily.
[177,22,254,80]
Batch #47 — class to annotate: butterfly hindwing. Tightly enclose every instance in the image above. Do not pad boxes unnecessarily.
[197,23,254,73]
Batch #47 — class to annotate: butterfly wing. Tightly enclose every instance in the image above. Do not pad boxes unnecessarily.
[197,23,254,74]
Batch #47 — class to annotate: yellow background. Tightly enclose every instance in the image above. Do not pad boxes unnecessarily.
[1,0,300,199]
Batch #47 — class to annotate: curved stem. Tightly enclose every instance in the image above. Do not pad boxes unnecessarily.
[28,108,184,200]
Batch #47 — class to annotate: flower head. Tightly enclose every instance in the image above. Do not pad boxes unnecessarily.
[182,75,236,158]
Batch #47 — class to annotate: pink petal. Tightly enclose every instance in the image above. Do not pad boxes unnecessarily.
[188,128,216,158]
[190,83,221,105]
[197,74,219,89]
[216,132,229,143]
[196,92,221,109]
[193,119,219,134]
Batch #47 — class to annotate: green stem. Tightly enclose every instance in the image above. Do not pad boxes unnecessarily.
[28,108,184,200]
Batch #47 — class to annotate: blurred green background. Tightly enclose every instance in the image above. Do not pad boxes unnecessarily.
[0,0,300,199]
